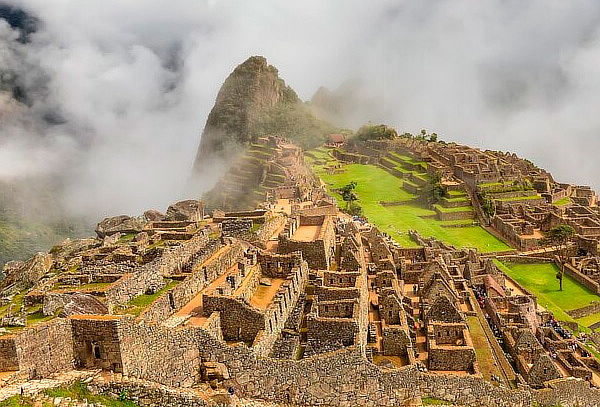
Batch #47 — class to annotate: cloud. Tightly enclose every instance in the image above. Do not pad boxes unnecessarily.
[2,0,600,221]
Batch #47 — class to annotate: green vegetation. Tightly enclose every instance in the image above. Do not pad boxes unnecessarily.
[422,397,452,405]
[308,151,511,252]
[495,261,600,330]
[114,279,179,316]
[554,197,571,206]
[0,395,51,407]
[432,204,474,213]
[495,195,542,202]
[45,382,140,407]
[254,102,336,149]
[0,216,84,268]
[467,316,503,383]
[355,123,397,141]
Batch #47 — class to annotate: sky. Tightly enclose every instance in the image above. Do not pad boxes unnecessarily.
[1,0,600,220]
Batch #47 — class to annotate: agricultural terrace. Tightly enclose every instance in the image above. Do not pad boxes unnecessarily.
[306,147,512,252]
[495,261,600,332]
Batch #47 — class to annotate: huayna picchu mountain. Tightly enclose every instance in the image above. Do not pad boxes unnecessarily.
[194,56,336,210]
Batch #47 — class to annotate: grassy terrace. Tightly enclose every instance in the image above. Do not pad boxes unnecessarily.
[466,315,505,383]
[555,197,571,206]
[495,261,600,331]
[433,204,474,213]
[307,149,511,252]
[495,194,542,202]
[115,279,179,316]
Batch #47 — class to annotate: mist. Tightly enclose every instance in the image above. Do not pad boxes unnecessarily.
[2,0,600,224]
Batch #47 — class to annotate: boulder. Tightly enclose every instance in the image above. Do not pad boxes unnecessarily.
[1,253,53,293]
[165,200,204,221]
[59,293,108,317]
[143,209,165,222]
[95,215,145,238]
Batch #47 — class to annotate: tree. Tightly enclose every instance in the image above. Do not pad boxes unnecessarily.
[423,172,444,204]
[541,224,575,291]
[355,124,397,141]
[339,181,358,210]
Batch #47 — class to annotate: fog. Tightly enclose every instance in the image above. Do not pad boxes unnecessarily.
[2,0,600,222]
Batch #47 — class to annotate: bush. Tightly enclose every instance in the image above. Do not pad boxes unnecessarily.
[355,124,397,141]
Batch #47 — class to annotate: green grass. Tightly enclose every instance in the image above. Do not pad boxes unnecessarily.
[443,196,469,203]
[45,382,140,407]
[0,396,51,407]
[308,154,511,252]
[447,190,466,197]
[495,194,542,202]
[422,397,452,405]
[554,197,571,206]
[467,316,503,382]
[433,204,474,213]
[496,261,600,331]
[114,279,179,316]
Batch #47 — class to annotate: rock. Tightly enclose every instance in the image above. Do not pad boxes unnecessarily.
[95,215,145,238]
[1,315,25,327]
[1,252,53,292]
[44,293,108,317]
[165,200,204,221]
[259,278,272,286]
[61,293,109,317]
[143,209,165,222]
[193,56,300,173]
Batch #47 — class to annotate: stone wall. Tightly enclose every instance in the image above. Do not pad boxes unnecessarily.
[567,301,600,319]
[14,318,74,378]
[11,315,600,407]
[140,240,243,324]
[71,316,123,372]
[563,263,600,295]
[105,266,164,311]
[0,336,18,371]
[382,326,411,356]
[118,321,202,387]
[203,295,265,343]
[253,214,286,249]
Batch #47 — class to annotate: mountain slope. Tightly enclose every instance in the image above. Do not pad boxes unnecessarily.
[192,56,334,176]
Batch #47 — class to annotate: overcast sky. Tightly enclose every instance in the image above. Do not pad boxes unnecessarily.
[2,0,600,219]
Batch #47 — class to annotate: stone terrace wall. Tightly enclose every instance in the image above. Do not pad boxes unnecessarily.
[155,230,211,276]
[118,320,202,387]
[567,302,600,319]
[14,318,73,378]
[0,336,18,371]
[563,263,600,295]
[140,240,244,324]
[253,214,286,249]
[105,267,164,310]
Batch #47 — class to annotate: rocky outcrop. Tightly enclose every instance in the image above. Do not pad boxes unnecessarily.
[95,215,146,238]
[193,56,299,173]
[43,293,108,317]
[143,209,165,222]
[0,252,53,293]
[165,200,204,221]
